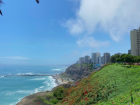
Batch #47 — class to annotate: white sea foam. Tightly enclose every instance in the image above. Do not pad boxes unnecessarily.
[49,76,57,87]
[39,86,44,88]
[35,88,42,93]
[5,91,15,96]
[0,76,4,78]
[51,69,61,71]
[24,73,32,75]
[16,90,33,94]
[15,73,21,75]
[30,78,45,80]
[5,90,34,96]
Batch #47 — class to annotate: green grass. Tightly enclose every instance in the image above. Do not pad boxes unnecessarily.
[38,63,140,105]
[57,63,140,105]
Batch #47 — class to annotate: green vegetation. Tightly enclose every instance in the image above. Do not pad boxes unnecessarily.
[76,63,89,66]
[110,54,140,67]
[36,54,140,105]
[76,63,93,71]
[55,63,140,105]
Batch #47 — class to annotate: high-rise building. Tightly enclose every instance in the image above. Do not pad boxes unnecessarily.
[128,50,131,55]
[98,56,102,65]
[130,27,140,56]
[91,52,101,64]
[79,57,84,64]
[84,55,90,64]
[89,59,92,64]
[101,56,104,64]
[103,52,111,64]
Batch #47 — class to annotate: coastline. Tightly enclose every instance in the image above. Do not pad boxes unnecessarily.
[52,73,69,86]
[16,66,103,105]
[16,74,69,105]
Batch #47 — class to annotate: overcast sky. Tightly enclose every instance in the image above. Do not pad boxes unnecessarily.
[0,0,140,66]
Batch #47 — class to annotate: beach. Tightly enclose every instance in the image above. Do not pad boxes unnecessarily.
[52,74,69,85]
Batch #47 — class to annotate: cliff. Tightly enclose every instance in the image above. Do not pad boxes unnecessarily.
[63,64,100,81]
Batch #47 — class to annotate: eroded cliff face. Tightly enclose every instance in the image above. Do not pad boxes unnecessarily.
[64,64,92,81]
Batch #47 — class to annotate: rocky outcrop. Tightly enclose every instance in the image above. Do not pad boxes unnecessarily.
[64,64,94,81]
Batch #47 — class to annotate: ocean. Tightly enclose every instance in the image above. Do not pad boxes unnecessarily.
[0,65,68,105]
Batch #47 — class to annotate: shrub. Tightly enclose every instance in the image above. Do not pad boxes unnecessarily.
[53,86,68,100]
[51,99,59,104]
[68,81,72,84]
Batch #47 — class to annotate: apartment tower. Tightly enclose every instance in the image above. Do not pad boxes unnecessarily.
[91,52,101,64]
[130,27,140,56]
[103,52,111,64]
[84,55,90,64]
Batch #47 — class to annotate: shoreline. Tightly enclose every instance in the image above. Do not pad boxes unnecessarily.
[16,66,103,105]
[16,74,69,105]
[52,74,69,86]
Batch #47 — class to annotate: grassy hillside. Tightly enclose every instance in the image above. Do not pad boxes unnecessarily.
[38,63,140,105]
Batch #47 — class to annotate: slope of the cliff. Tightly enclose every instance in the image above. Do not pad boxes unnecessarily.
[62,64,99,81]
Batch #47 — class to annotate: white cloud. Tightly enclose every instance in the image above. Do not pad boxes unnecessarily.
[77,36,110,48]
[0,56,30,60]
[63,0,140,42]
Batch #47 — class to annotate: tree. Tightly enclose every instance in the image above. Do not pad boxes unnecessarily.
[0,0,40,16]
[110,54,121,63]
[119,53,127,66]
[138,56,140,65]
[135,56,140,65]
[110,55,116,63]
[131,56,137,66]
[116,57,122,64]
[123,54,134,67]
[36,0,40,4]
[0,0,4,16]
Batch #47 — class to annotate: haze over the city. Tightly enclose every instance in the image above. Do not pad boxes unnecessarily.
[0,0,140,66]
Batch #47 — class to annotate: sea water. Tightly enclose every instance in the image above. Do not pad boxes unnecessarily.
[0,65,68,105]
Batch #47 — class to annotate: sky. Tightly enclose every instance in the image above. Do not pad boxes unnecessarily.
[0,0,140,66]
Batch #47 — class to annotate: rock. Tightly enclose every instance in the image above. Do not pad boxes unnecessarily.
[64,64,93,81]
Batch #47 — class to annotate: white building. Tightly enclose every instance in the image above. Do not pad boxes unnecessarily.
[84,55,90,64]
[130,27,140,56]
[91,52,101,64]
[103,52,111,64]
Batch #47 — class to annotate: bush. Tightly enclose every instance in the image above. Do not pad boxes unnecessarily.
[53,86,68,100]
[68,81,72,84]
[51,99,59,104]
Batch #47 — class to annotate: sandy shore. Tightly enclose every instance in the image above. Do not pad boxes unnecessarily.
[52,74,69,85]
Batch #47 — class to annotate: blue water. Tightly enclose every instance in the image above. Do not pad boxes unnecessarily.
[0,65,68,105]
